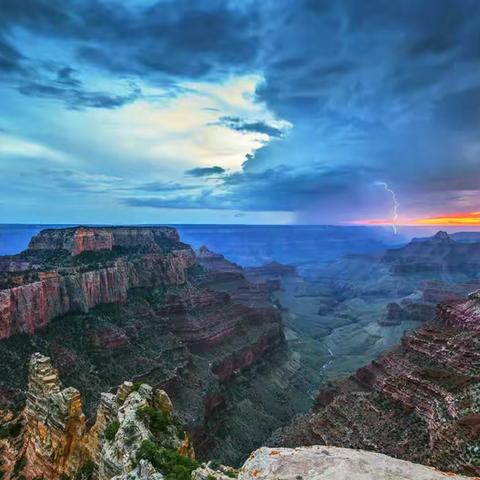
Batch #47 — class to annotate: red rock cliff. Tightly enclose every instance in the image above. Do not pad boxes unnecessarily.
[0,227,196,340]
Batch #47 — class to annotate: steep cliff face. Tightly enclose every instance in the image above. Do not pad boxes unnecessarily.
[0,353,198,480]
[27,226,180,256]
[270,292,480,476]
[0,227,196,340]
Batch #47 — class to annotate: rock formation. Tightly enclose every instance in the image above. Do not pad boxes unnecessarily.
[0,353,199,480]
[2,354,472,480]
[383,231,480,275]
[27,226,180,256]
[196,246,243,276]
[270,292,480,476]
[0,227,196,340]
[239,446,470,480]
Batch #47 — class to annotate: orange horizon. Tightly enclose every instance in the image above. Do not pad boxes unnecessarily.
[355,211,480,227]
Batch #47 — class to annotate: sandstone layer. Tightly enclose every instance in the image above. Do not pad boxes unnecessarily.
[0,227,195,340]
[0,353,200,480]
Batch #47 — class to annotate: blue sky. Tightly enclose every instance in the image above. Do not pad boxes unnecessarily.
[1,0,480,225]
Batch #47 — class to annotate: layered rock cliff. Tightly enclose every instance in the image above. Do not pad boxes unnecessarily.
[0,227,287,465]
[383,231,480,275]
[0,353,210,480]
[270,292,480,476]
[0,227,196,340]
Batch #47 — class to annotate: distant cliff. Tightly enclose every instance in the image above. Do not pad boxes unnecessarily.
[383,231,480,275]
[0,227,196,340]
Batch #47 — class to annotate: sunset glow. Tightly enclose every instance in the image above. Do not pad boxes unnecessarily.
[357,212,480,227]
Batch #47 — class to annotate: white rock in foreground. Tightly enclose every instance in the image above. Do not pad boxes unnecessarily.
[239,446,470,480]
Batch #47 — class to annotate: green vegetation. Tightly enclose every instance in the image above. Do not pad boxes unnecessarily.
[124,423,137,446]
[74,460,95,480]
[0,421,22,439]
[104,420,120,441]
[137,406,170,436]
[135,440,199,480]
[13,456,27,477]
[131,381,145,392]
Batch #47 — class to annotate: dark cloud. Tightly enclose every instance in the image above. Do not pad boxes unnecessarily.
[434,86,480,131]
[0,35,24,73]
[1,0,258,79]
[3,0,480,221]
[127,181,200,193]
[185,166,226,177]
[124,164,382,216]
[217,116,284,138]
[56,66,81,87]
[18,81,141,109]
[0,1,257,108]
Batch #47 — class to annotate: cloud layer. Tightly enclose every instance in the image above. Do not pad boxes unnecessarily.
[1,0,479,224]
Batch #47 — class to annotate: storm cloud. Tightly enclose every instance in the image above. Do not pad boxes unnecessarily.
[1,0,480,224]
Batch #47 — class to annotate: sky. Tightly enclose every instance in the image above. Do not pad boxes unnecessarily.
[1,0,480,226]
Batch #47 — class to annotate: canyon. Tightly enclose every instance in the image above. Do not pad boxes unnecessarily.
[1,226,480,478]
[0,226,316,466]
[269,290,480,476]
[1,352,469,480]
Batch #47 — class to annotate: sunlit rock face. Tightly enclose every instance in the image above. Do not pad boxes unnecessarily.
[0,227,196,340]
[2,353,193,480]
[27,226,180,256]
[270,293,480,476]
[239,446,470,480]
[23,353,90,479]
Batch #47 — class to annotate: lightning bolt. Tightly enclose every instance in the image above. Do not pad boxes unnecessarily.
[375,182,399,234]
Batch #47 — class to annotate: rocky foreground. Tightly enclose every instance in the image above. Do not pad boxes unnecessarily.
[0,353,470,480]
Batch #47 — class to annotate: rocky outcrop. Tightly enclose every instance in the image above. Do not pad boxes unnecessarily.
[379,302,405,325]
[379,302,435,326]
[197,246,243,275]
[2,353,194,480]
[28,226,180,256]
[270,293,480,476]
[239,446,471,480]
[23,353,90,479]
[245,261,296,279]
[0,227,196,340]
[383,231,480,275]
[437,290,480,332]
[422,280,480,304]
